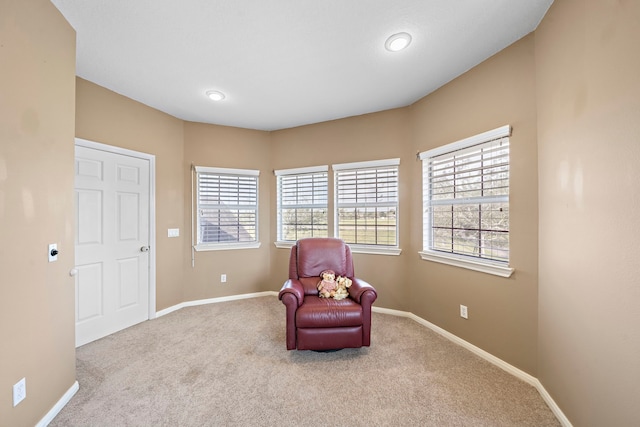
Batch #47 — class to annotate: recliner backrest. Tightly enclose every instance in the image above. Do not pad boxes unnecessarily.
[290,238,355,295]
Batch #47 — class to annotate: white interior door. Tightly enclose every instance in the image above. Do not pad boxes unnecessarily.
[74,144,150,347]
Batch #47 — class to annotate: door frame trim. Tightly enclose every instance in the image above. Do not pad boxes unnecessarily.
[75,138,157,320]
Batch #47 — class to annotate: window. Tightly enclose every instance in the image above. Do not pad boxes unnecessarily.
[334,159,401,255]
[194,166,259,251]
[275,166,328,244]
[420,125,513,277]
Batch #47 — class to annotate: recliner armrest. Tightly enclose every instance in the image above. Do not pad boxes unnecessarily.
[279,279,305,307]
[348,277,377,304]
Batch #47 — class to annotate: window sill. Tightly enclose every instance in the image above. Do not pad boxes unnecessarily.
[419,250,514,278]
[350,245,402,256]
[274,241,401,256]
[195,242,261,252]
[274,241,295,249]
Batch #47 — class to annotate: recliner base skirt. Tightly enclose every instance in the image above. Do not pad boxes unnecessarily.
[296,326,363,351]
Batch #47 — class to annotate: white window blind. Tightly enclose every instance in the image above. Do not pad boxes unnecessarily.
[275,166,328,242]
[334,159,399,247]
[421,126,510,264]
[195,166,259,247]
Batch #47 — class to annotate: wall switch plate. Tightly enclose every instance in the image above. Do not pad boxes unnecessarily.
[48,243,58,262]
[13,378,26,407]
[221,274,227,283]
[460,305,468,319]
[167,228,180,238]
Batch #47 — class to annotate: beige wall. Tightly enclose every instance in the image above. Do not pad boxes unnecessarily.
[408,35,540,375]
[75,78,185,311]
[536,0,640,425]
[182,122,273,300]
[0,1,77,425]
[270,109,412,310]
[6,0,640,424]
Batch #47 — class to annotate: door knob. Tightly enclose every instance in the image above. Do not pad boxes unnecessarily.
[140,246,150,252]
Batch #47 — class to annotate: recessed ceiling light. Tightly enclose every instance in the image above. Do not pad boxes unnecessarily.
[385,32,412,52]
[206,90,226,101]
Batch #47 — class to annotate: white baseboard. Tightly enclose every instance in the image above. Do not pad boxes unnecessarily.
[36,380,79,427]
[372,306,572,427]
[532,378,573,427]
[155,291,278,318]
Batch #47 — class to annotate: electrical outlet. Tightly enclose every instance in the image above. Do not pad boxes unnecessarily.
[13,378,26,407]
[221,274,227,283]
[460,305,468,319]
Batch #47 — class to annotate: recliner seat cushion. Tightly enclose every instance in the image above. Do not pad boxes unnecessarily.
[296,296,363,328]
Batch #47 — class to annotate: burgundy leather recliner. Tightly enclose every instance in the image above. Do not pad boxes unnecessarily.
[278,238,378,351]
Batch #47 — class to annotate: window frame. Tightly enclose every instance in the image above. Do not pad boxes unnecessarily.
[419,125,514,277]
[274,165,329,248]
[194,166,260,252]
[333,158,401,256]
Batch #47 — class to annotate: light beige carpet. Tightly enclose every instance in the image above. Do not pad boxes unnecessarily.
[51,296,559,426]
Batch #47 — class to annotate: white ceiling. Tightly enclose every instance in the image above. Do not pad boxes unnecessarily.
[51,0,553,131]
